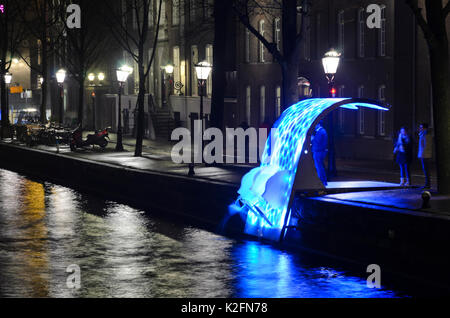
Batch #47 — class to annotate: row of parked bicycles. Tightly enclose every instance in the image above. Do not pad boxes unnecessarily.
[13,123,111,151]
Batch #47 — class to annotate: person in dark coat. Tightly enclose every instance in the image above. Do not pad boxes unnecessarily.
[394,127,413,186]
[312,121,328,186]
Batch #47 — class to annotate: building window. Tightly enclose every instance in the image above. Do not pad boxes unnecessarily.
[274,18,281,51]
[315,13,321,59]
[338,10,345,56]
[190,0,196,23]
[276,86,281,117]
[379,5,386,57]
[258,20,265,63]
[245,29,250,63]
[246,86,251,124]
[148,48,155,94]
[206,0,214,19]
[173,46,180,92]
[148,0,154,27]
[260,86,266,123]
[358,85,365,135]
[172,0,179,26]
[206,44,213,97]
[338,85,345,131]
[378,85,386,136]
[37,40,41,65]
[158,0,166,25]
[132,3,138,29]
[191,45,198,96]
[357,8,365,58]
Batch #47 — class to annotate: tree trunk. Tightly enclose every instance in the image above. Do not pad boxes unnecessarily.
[281,58,299,111]
[78,79,85,128]
[429,45,450,193]
[210,0,229,129]
[135,62,146,157]
[281,0,300,110]
[422,0,450,194]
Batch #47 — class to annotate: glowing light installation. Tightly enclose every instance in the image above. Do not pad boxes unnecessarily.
[235,98,389,242]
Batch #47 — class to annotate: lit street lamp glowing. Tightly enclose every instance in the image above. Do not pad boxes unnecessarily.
[116,65,133,83]
[88,73,96,82]
[98,72,105,82]
[56,69,66,84]
[165,64,174,75]
[195,61,212,80]
[322,49,341,80]
[4,73,12,84]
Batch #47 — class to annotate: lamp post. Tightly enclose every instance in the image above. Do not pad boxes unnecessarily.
[4,73,12,124]
[188,61,212,176]
[88,72,105,131]
[115,65,132,151]
[322,49,341,178]
[56,69,66,125]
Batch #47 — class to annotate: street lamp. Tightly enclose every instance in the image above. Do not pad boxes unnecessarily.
[98,72,105,82]
[4,73,12,127]
[188,61,212,176]
[115,65,133,151]
[56,69,66,125]
[88,72,105,131]
[322,49,341,178]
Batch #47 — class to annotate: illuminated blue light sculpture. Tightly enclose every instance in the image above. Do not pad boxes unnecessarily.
[235,98,390,242]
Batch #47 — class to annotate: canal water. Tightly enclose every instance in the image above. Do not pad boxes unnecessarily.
[0,168,409,298]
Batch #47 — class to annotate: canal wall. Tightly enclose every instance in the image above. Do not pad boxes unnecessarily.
[1,142,450,290]
[285,196,450,288]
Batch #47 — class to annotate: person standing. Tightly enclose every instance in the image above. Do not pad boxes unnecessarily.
[394,127,413,186]
[418,123,433,188]
[312,121,328,186]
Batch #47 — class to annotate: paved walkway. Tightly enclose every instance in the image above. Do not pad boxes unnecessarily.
[2,133,448,215]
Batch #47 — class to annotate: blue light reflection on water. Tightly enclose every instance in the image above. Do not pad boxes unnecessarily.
[0,169,405,298]
[230,241,401,298]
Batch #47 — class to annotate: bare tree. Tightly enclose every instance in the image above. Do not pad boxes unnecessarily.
[17,0,61,124]
[55,0,113,128]
[406,0,450,194]
[105,0,163,157]
[0,0,27,137]
[232,0,310,110]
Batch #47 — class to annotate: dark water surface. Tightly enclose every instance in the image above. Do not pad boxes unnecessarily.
[0,169,409,298]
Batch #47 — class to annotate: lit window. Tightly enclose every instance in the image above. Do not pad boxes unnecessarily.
[379,6,386,57]
[338,10,345,56]
[274,18,281,51]
[378,85,386,135]
[191,45,198,96]
[173,46,180,90]
[259,20,265,63]
[260,86,266,123]
[245,29,250,63]
[358,8,365,58]
[358,85,365,135]
[246,86,251,124]
[206,44,213,97]
[172,0,179,26]
[276,86,281,117]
